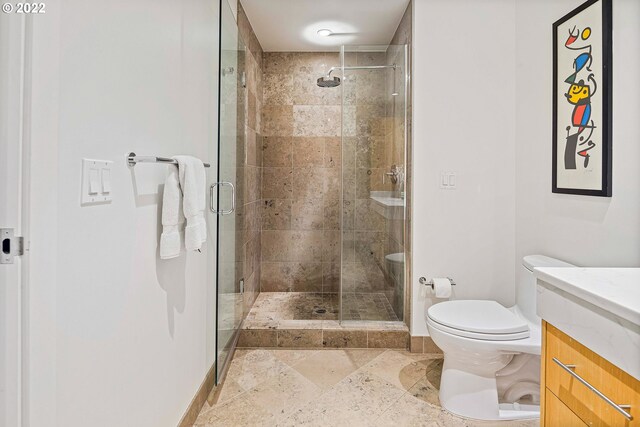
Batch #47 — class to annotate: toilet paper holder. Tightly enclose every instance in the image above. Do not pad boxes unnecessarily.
[419,277,457,289]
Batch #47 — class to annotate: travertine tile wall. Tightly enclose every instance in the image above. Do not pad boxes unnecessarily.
[237,2,263,312]
[260,52,342,293]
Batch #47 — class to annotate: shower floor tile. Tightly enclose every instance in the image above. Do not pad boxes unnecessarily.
[244,292,399,328]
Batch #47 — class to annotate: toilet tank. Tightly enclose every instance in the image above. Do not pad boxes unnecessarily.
[517,255,575,324]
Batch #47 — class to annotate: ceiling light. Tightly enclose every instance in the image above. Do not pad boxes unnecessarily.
[317,29,333,37]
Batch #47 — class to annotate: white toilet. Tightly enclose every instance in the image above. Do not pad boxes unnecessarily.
[426,255,574,421]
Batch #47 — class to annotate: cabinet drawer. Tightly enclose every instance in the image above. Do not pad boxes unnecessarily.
[545,323,640,426]
[545,388,587,427]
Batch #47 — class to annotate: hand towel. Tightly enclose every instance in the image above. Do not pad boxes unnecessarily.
[160,165,185,259]
[174,155,207,251]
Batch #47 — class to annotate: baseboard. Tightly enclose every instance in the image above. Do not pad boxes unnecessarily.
[177,362,216,427]
[409,335,443,354]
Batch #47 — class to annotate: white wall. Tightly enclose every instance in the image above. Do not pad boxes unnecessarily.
[26,1,219,426]
[412,0,640,337]
[411,0,517,335]
[515,0,640,294]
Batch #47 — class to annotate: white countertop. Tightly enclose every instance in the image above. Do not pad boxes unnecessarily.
[534,267,640,326]
[534,267,640,380]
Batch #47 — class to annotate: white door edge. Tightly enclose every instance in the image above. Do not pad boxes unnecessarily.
[0,12,30,427]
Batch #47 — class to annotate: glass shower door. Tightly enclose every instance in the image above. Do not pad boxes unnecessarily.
[214,0,245,384]
[340,45,408,324]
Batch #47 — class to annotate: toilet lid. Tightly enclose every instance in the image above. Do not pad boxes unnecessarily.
[427,300,529,335]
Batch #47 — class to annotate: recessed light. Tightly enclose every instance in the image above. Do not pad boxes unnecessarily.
[317,29,333,37]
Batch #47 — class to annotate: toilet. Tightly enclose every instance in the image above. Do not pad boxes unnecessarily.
[426,255,574,421]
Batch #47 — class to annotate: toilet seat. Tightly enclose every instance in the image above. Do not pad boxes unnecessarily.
[427,300,530,341]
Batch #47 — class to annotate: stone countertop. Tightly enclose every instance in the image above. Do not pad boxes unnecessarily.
[534,267,640,380]
[534,267,640,326]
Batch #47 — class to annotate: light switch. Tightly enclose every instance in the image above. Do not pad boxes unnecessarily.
[89,169,100,194]
[440,171,457,190]
[81,158,113,205]
[448,173,456,188]
[102,169,112,193]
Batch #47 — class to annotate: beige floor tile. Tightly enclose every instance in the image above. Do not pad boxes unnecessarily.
[196,349,540,427]
[247,367,321,419]
[342,348,386,367]
[373,393,445,427]
[194,394,275,427]
[408,376,440,407]
[290,349,362,389]
[232,349,290,391]
[272,348,319,367]
[360,349,428,391]
[278,370,405,427]
[211,376,245,405]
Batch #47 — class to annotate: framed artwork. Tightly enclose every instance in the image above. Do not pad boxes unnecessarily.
[552,0,612,196]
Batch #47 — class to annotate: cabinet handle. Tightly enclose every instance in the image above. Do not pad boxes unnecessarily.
[552,357,633,421]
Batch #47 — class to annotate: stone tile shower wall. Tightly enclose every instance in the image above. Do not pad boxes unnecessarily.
[260,52,342,293]
[237,2,263,312]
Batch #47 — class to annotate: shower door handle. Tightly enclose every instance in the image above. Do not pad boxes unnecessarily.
[210,182,236,215]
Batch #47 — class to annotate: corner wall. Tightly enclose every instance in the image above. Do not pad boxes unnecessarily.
[411,0,640,338]
[514,0,640,288]
[411,0,517,336]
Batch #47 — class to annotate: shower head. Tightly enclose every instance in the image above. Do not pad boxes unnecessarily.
[317,76,341,88]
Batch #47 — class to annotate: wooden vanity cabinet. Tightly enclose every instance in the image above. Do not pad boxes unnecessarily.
[541,321,640,427]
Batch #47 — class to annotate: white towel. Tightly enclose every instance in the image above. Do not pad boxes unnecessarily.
[160,165,185,259]
[173,155,207,252]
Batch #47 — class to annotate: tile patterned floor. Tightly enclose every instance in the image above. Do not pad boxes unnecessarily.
[246,292,398,324]
[194,349,538,427]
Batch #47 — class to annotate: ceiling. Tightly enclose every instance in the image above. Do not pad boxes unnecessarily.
[239,0,410,52]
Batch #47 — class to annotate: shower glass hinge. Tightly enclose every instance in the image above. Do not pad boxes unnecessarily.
[239,278,244,294]
[1,228,24,264]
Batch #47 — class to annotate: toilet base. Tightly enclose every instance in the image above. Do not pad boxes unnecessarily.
[439,358,540,421]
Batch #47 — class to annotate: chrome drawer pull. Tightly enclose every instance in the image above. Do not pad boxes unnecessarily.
[552,358,633,421]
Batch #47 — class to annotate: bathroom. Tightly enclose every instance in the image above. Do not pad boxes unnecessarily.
[0,0,638,426]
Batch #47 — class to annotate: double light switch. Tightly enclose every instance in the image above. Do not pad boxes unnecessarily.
[440,171,457,190]
[82,159,113,205]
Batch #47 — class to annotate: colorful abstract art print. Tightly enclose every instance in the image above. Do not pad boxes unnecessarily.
[553,0,612,196]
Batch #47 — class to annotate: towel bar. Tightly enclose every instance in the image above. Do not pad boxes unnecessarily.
[127,152,211,168]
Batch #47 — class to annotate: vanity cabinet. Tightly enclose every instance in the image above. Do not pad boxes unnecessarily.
[541,322,640,426]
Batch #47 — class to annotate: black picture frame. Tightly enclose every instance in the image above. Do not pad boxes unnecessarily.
[552,0,612,197]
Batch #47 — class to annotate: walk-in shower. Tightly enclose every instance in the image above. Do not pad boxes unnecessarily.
[223,43,411,354]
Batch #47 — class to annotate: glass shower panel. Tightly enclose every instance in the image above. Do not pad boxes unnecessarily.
[340,45,407,323]
[215,0,246,384]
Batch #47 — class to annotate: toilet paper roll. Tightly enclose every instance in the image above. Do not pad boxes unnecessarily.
[432,277,452,298]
